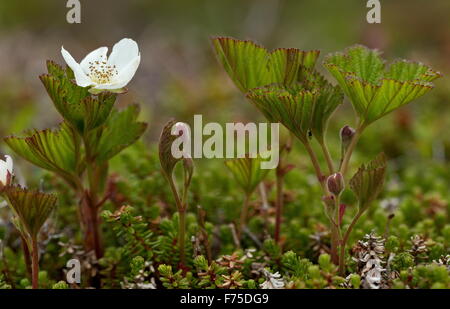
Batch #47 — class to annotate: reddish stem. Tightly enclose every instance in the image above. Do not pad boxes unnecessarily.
[31,238,39,289]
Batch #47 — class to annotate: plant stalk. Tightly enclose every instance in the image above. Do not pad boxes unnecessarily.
[274,168,284,244]
[79,191,103,259]
[319,140,335,174]
[339,124,364,177]
[238,193,251,240]
[339,209,364,275]
[330,195,341,264]
[304,140,325,187]
[21,235,32,281]
[80,135,104,259]
[166,173,187,266]
[31,237,39,289]
[178,208,186,266]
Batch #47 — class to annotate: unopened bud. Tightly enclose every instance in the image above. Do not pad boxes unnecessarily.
[340,125,355,148]
[327,172,345,196]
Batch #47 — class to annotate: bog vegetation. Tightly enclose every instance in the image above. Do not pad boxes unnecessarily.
[0,37,449,290]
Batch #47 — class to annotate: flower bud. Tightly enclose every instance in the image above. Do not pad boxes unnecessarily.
[327,172,345,196]
[340,125,355,148]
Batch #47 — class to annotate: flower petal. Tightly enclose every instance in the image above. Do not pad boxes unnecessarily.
[5,155,13,173]
[93,55,140,90]
[111,55,141,89]
[61,46,93,87]
[0,159,7,185]
[80,46,108,74]
[107,38,140,71]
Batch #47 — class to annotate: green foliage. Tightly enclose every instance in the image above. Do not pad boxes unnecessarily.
[0,36,448,290]
[154,213,196,266]
[98,247,128,288]
[391,252,415,272]
[247,86,318,143]
[4,122,80,183]
[347,274,361,289]
[6,59,147,189]
[213,37,343,144]
[224,156,270,195]
[102,206,154,259]
[92,104,148,162]
[281,251,312,280]
[52,281,69,289]
[400,264,450,288]
[0,275,12,289]
[4,186,57,239]
[324,45,442,126]
[350,153,387,209]
[212,37,319,94]
[158,264,191,289]
[295,255,343,289]
[386,235,400,253]
[193,255,227,288]
[40,61,116,134]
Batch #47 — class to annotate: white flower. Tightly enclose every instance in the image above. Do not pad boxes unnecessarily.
[61,38,141,93]
[0,155,13,186]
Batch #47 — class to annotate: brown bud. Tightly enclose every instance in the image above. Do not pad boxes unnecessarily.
[340,125,355,148]
[327,172,345,196]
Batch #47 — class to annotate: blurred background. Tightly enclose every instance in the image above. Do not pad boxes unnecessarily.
[0,0,449,172]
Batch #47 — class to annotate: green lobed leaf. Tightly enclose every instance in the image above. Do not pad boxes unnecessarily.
[91,104,148,162]
[5,185,57,239]
[225,155,270,195]
[299,69,344,142]
[213,37,342,141]
[212,37,271,93]
[324,45,442,126]
[349,153,387,209]
[212,37,320,93]
[40,61,117,133]
[247,85,317,143]
[4,122,80,178]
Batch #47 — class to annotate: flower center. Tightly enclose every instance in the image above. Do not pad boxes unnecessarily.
[87,55,118,84]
